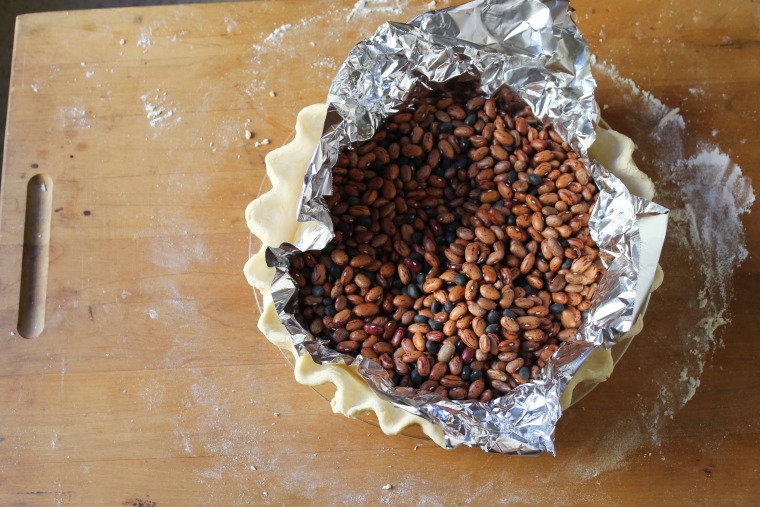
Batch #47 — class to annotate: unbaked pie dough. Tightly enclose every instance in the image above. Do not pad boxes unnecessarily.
[244,104,664,448]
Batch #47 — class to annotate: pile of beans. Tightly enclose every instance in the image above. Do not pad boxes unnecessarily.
[290,88,604,402]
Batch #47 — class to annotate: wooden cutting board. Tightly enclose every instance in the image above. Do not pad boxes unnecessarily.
[1,1,758,504]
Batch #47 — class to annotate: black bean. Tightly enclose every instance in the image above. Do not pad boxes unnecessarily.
[431,300,443,313]
[443,301,454,313]
[506,215,517,226]
[408,284,421,299]
[414,314,428,324]
[518,366,531,381]
[440,122,454,133]
[507,170,518,184]
[469,369,483,381]
[429,320,444,332]
[411,367,423,384]
[454,274,468,286]
[528,173,543,186]
[486,323,501,334]
[549,303,564,314]
[464,112,477,126]
[455,340,466,353]
[324,305,336,317]
[561,258,572,270]
[502,309,517,319]
[461,365,472,380]
[487,310,500,324]
[312,285,325,297]
[426,341,440,355]
[322,297,334,306]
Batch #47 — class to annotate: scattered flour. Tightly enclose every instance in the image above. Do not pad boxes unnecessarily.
[588,59,754,460]
[61,105,92,129]
[137,27,154,51]
[311,56,337,70]
[264,23,293,44]
[138,377,165,410]
[141,89,179,129]
[225,16,238,34]
[346,0,410,22]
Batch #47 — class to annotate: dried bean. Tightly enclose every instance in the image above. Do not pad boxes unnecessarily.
[294,90,604,401]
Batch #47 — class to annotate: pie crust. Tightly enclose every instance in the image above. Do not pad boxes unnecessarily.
[244,104,664,448]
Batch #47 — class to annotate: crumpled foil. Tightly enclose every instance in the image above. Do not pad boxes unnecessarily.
[265,0,669,454]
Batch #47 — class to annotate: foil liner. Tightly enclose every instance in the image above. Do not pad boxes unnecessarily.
[265,0,669,454]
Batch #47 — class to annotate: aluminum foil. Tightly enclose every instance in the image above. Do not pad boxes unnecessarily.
[265,0,669,454]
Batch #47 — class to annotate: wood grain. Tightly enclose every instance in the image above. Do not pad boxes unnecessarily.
[1,1,758,505]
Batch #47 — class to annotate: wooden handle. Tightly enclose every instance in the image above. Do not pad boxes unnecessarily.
[17,174,53,339]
